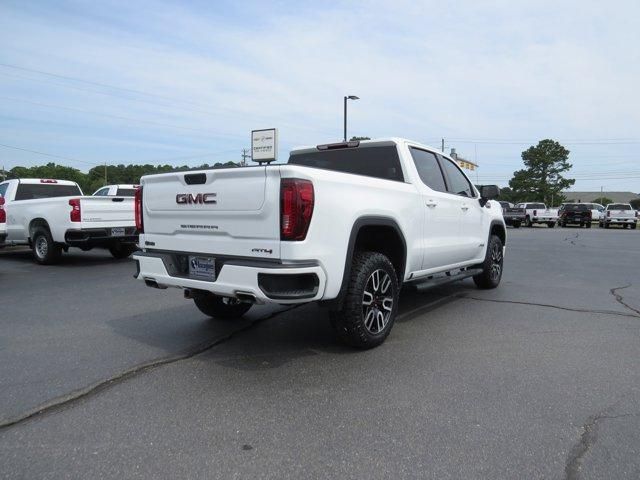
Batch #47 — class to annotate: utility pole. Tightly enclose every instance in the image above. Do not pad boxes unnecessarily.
[441,138,445,153]
[104,162,107,185]
[241,148,251,167]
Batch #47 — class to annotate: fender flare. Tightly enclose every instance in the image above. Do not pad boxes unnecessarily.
[330,216,407,308]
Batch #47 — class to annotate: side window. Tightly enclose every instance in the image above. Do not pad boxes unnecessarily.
[94,188,109,196]
[440,157,474,197]
[0,182,8,198]
[409,148,447,192]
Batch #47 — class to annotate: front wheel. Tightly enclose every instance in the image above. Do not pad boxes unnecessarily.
[525,217,532,227]
[193,293,252,319]
[32,228,62,265]
[330,251,399,349]
[473,234,504,289]
[109,243,137,259]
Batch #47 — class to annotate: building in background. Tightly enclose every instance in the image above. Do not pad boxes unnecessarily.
[450,148,477,171]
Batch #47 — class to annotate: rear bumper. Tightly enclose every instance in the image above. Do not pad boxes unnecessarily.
[605,218,637,224]
[133,251,327,305]
[64,227,139,247]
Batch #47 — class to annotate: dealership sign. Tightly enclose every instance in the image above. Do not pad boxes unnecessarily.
[251,128,278,163]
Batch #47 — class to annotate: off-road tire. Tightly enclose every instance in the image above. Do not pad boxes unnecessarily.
[193,293,252,319]
[109,243,137,259]
[32,227,62,265]
[329,251,399,349]
[473,234,504,290]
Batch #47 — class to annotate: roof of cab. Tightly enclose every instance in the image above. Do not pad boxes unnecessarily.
[290,137,447,157]
[13,178,79,186]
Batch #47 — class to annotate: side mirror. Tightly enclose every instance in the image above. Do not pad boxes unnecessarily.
[479,185,500,200]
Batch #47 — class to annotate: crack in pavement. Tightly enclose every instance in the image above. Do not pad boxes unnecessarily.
[0,305,303,432]
[454,295,640,319]
[610,285,640,317]
[564,412,637,480]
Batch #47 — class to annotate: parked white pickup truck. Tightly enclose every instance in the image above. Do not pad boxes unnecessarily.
[93,184,139,197]
[0,193,6,246]
[599,203,637,229]
[0,178,138,264]
[515,202,558,228]
[133,138,506,348]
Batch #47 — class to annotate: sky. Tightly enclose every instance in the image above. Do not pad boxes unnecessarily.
[1,0,639,192]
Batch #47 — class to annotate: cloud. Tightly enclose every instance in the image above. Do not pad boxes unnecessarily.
[0,0,639,189]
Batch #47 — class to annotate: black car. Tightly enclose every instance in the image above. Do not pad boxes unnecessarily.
[558,203,592,228]
[498,201,525,228]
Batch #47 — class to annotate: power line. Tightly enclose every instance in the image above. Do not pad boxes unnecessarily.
[0,143,101,166]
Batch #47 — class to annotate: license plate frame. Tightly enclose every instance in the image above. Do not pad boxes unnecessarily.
[111,227,125,237]
[188,256,216,281]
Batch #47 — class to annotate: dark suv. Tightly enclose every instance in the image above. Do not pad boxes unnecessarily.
[558,203,592,228]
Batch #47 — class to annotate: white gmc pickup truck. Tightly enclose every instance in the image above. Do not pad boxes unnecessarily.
[0,178,138,264]
[133,138,506,348]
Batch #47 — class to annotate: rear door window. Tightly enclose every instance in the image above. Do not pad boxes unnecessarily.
[409,148,447,192]
[14,183,82,200]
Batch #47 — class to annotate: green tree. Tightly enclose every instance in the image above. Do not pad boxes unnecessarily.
[592,197,613,205]
[628,198,640,209]
[508,139,574,204]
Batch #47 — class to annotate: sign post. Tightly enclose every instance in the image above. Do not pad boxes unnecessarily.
[251,128,278,165]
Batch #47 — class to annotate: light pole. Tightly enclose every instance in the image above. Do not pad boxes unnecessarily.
[343,95,359,141]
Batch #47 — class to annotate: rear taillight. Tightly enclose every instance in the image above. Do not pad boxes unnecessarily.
[135,186,144,233]
[533,209,537,216]
[280,179,314,241]
[69,198,81,222]
[607,211,611,217]
[0,196,5,224]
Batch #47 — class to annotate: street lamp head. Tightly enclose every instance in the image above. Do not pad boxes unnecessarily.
[346,95,360,100]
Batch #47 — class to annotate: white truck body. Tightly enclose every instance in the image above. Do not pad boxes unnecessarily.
[0,178,138,262]
[600,203,637,229]
[516,202,559,227]
[133,138,506,347]
[93,184,139,196]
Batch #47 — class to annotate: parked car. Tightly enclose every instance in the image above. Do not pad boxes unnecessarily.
[599,203,638,229]
[133,138,506,348]
[498,201,525,228]
[0,193,6,246]
[585,203,605,222]
[558,203,592,228]
[0,178,138,264]
[515,202,558,227]
[93,184,139,197]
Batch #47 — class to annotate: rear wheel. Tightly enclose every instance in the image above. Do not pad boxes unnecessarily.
[473,234,503,289]
[605,222,610,229]
[109,243,137,259]
[623,224,628,229]
[32,228,62,265]
[547,222,555,228]
[525,216,532,227]
[512,221,520,229]
[586,222,592,228]
[632,223,637,230]
[193,293,252,319]
[330,251,399,349]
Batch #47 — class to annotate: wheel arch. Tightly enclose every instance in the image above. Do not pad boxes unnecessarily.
[489,220,506,246]
[331,216,407,308]
[28,218,51,241]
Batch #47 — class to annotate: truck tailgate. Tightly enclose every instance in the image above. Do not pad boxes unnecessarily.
[80,196,135,225]
[140,167,282,258]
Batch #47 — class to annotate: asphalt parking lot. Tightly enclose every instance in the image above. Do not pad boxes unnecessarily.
[1,227,639,479]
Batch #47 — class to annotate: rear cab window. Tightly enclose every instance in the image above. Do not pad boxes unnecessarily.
[564,204,588,211]
[288,143,404,182]
[116,188,137,197]
[527,203,546,209]
[608,204,631,210]
[14,183,82,200]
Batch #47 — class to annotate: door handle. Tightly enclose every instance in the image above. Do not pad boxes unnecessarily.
[461,204,469,211]
[425,200,437,208]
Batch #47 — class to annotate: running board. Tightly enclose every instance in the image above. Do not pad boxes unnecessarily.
[405,268,483,292]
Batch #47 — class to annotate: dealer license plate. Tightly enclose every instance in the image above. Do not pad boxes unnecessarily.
[111,227,125,237]
[189,256,216,280]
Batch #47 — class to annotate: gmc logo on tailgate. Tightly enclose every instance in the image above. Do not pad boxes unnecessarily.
[176,193,217,204]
